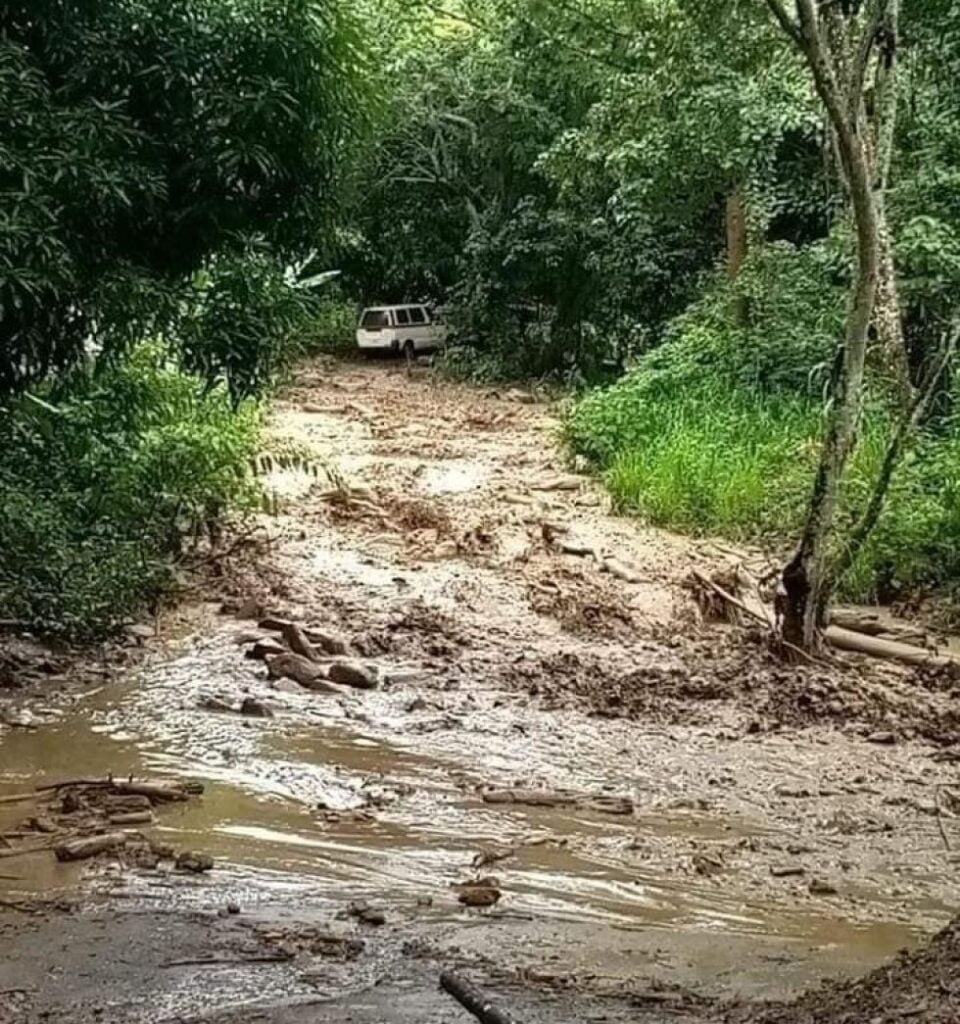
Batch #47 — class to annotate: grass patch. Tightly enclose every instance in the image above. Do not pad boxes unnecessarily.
[568,378,960,608]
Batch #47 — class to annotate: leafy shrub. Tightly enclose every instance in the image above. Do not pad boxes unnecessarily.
[601,388,818,539]
[178,244,320,405]
[567,239,960,606]
[300,290,359,355]
[0,0,364,396]
[0,346,260,640]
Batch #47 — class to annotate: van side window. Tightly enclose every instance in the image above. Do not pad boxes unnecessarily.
[395,308,410,325]
[409,307,426,324]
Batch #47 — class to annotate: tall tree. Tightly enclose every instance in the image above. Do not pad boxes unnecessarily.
[0,0,364,395]
[763,0,936,649]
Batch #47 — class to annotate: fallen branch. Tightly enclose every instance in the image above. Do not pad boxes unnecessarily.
[690,569,819,664]
[440,970,519,1024]
[824,626,960,669]
[55,832,128,862]
[936,785,953,853]
[691,568,958,668]
[0,792,41,805]
[36,779,190,803]
[0,841,54,859]
[160,953,294,968]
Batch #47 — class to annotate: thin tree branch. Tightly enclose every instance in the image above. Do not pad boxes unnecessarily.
[851,0,892,113]
[765,0,803,45]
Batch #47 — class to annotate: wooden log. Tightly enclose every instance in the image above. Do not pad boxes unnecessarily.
[0,792,40,805]
[110,782,188,804]
[440,971,518,1024]
[55,833,127,862]
[824,626,960,668]
[108,811,154,826]
[830,609,929,644]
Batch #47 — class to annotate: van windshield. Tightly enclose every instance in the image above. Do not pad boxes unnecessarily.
[361,310,390,328]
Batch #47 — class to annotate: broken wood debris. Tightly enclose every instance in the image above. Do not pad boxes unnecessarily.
[440,970,518,1024]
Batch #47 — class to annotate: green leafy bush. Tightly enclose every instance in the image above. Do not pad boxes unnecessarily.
[300,290,358,355]
[0,346,260,640]
[179,245,320,405]
[567,241,960,606]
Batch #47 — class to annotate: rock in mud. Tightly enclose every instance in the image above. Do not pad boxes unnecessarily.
[267,653,328,688]
[347,901,386,926]
[809,878,838,896]
[458,885,502,908]
[601,557,646,583]
[867,730,897,745]
[328,660,378,690]
[258,616,293,633]
[770,864,806,878]
[304,628,349,656]
[176,850,214,873]
[775,784,814,799]
[283,622,323,662]
[199,695,235,713]
[246,639,286,661]
[692,853,724,877]
[149,839,176,859]
[108,810,154,826]
[240,697,274,718]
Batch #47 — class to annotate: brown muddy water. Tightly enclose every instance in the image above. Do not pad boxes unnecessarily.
[0,623,945,998]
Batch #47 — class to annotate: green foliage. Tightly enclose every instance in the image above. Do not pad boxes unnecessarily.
[567,242,845,462]
[0,347,260,640]
[300,289,359,355]
[0,0,365,395]
[602,389,816,538]
[566,236,960,606]
[178,245,320,405]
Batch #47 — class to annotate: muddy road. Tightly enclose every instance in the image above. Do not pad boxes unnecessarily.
[1,359,958,1023]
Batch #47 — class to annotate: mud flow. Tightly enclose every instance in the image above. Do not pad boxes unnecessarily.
[1,360,957,1020]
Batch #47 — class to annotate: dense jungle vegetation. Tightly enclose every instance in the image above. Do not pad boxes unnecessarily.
[1,0,958,642]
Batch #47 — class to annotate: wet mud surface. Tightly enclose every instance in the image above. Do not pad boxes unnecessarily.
[1,359,958,1023]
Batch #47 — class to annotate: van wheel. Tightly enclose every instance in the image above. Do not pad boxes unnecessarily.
[403,339,416,362]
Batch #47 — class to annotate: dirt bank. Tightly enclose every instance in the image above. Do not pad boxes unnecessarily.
[1,357,958,1023]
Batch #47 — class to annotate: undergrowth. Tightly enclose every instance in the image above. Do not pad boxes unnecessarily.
[0,346,260,641]
[567,246,960,607]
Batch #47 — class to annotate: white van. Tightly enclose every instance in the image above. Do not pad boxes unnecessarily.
[356,304,448,357]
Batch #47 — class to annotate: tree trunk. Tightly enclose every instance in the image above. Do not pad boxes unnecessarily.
[768,0,890,650]
[726,184,750,327]
[725,185,747,280]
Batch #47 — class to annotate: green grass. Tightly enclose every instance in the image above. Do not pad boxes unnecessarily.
[600,391,816,539]
[567,377,960,609]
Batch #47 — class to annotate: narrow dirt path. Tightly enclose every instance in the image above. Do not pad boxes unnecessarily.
[0,358,958,1024]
